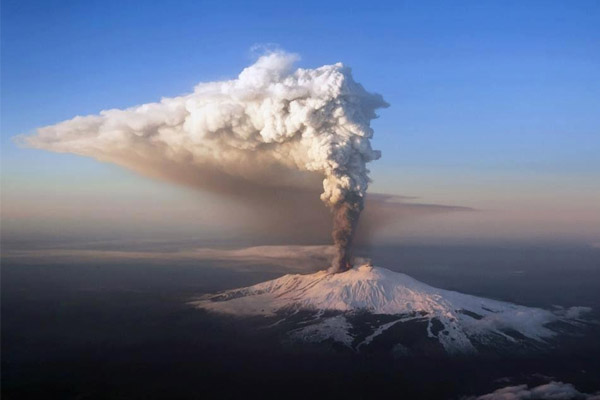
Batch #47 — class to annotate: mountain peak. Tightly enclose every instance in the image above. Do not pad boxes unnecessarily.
[192,264,591,354]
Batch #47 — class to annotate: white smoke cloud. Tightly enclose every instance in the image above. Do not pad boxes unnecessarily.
[22,51,387,208]
[21,51,388,272]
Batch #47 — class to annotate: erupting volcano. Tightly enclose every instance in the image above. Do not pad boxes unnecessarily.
[17,49,596,359]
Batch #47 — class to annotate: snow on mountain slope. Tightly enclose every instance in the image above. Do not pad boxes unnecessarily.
[192,264,591,354]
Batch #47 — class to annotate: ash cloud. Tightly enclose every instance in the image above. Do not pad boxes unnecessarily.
[21,51,388,273]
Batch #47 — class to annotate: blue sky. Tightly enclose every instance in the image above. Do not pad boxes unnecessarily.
[2,0,599,246]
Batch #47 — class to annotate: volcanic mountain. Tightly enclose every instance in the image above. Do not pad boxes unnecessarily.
[192,263,590,354]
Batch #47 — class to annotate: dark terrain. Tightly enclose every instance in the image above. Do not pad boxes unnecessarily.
[2,244,600,399]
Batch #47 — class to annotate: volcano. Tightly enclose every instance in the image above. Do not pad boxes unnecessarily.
[192,263,591,354]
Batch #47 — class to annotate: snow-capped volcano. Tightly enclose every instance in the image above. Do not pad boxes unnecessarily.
[192,264,590,354]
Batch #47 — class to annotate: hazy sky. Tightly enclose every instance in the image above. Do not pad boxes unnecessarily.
[2,0,599,249]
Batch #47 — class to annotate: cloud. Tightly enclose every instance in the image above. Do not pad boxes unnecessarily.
[20,50,388,211]
[464,381,600,400]
[2,245,337,272]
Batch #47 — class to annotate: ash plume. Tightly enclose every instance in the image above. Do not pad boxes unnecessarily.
[21,51,388,273]
[331,193,363,272]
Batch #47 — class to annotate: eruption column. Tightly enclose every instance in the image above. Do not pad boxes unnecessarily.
[21,51,388,273]
[330,193,363,273]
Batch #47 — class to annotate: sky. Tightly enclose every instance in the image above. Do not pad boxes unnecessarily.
[2,0,599,249]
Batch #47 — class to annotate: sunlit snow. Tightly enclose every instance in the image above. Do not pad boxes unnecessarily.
[192,264,591,353]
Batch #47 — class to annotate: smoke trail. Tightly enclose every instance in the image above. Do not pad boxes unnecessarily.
[330,192,363,272]
[20,51,388,273]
